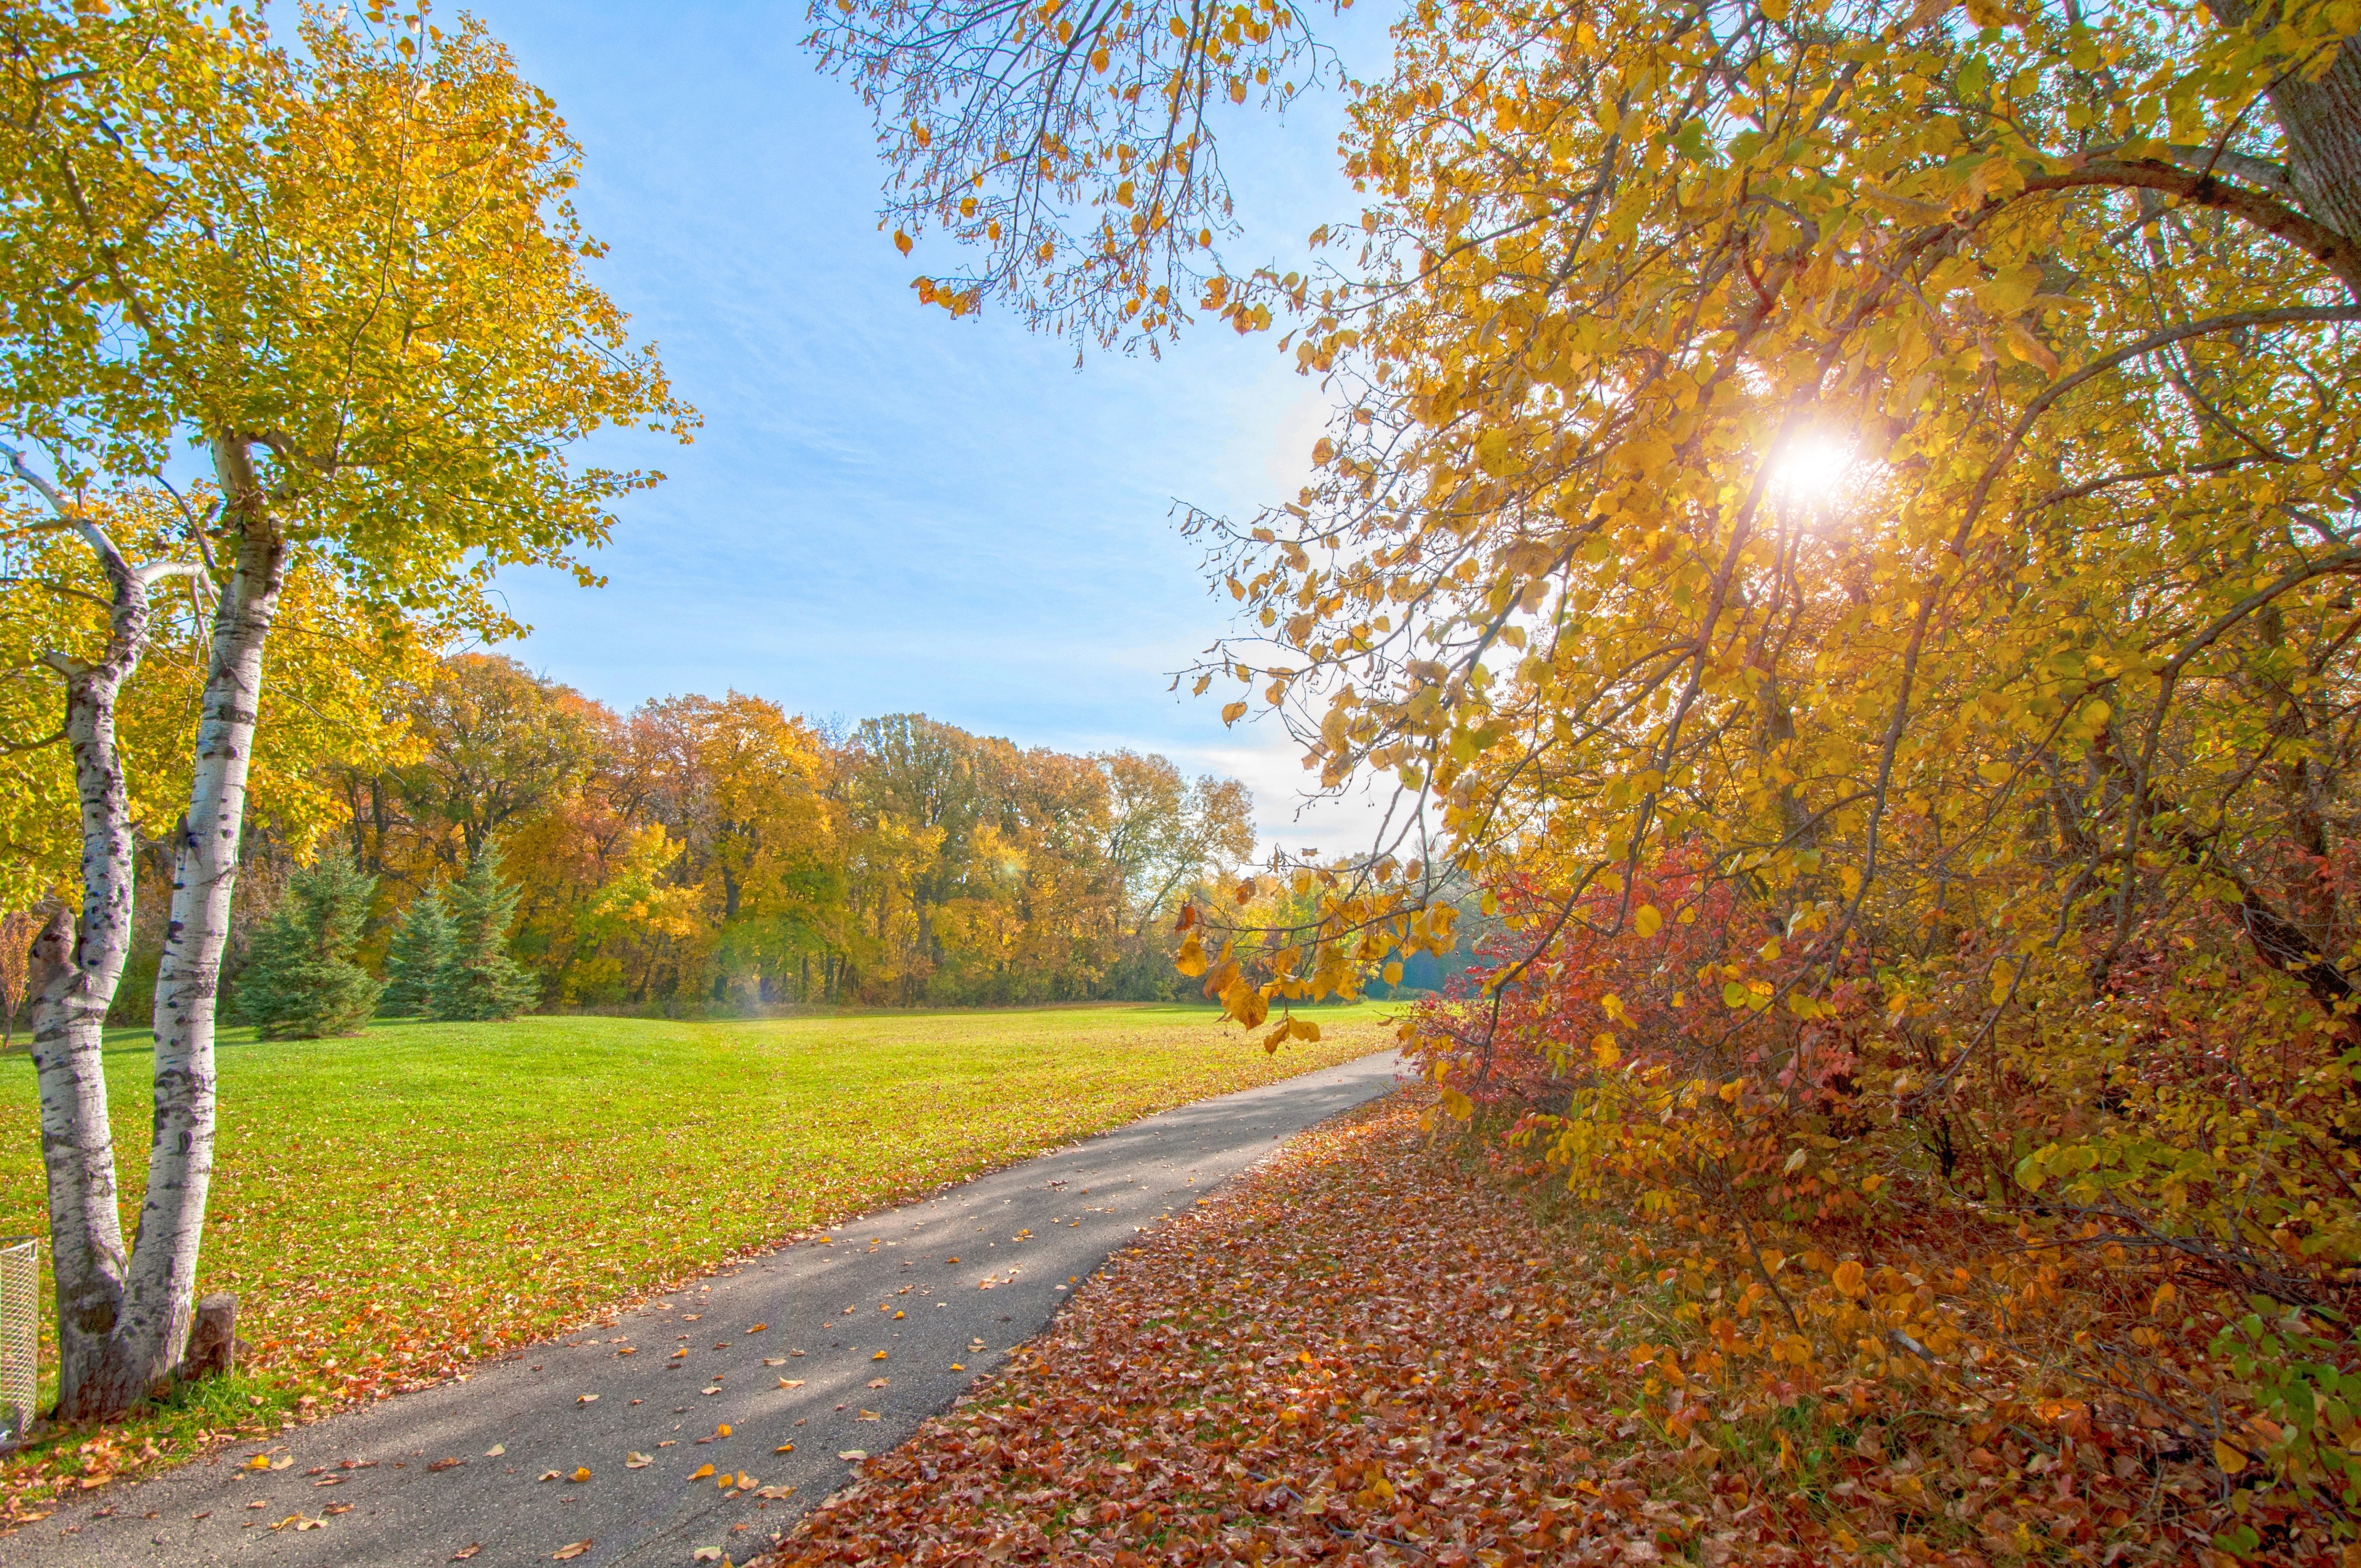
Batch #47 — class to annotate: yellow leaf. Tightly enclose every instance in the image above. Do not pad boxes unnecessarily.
[568,1467,590,1483]
[1221,700,1248,726]
[625,1452,651,1469]
[1832,1260,1866,1298]
[1635,904,1662,937]
[689,1463,715,1480]
[893,230,913,255]
[2214,1440,2249,1475]
[873,1349,888,1360]
[1439,1085,1473,1121]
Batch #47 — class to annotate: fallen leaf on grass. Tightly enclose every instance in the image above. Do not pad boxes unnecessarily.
[625,1452,652,1469]
[450,1547,481,1562]
[552,1542,591,1561]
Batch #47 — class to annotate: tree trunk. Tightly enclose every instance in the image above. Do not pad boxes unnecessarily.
[24,513,155,1420]
[2207,0,2361,243]
[96,438,288,1410]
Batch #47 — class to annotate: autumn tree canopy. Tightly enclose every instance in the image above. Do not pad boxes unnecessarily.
[826,0,2361,1528]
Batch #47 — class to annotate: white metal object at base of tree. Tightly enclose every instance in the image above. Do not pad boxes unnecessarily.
[0,1238,35,1446]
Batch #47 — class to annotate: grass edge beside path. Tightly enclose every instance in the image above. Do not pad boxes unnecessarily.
[0,1003,1397,1527]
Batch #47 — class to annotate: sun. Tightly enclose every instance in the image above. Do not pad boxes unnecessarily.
[1767,434,1858,508]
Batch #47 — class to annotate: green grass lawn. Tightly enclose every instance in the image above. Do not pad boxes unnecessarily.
[0,1002,1397,1504]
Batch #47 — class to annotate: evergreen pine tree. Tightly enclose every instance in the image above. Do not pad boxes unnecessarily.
[379,885,453,1016]
[235,856,383,1039]
[429,853,540,1021]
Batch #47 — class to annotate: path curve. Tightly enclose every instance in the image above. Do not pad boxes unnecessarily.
[13,1049,1402,1568]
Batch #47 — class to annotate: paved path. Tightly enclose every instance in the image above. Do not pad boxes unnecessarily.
[14,1050,1402,1568]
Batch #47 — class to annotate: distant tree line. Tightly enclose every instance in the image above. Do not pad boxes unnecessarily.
[217,651,1259,1014]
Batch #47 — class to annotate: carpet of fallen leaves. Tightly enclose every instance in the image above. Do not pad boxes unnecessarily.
[758,1094,2340,1568]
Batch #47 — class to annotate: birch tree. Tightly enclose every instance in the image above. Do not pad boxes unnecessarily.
[0,1,688,1418]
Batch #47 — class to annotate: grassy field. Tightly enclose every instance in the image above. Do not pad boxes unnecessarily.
[0,1002,1397,1506]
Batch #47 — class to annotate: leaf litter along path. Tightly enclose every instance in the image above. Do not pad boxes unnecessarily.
[759,1097,1810,1568]
[12,1052,1403,1568]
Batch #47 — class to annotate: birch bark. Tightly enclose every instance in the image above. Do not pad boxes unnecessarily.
[100,436,287,1406]
[12,461,159,1419]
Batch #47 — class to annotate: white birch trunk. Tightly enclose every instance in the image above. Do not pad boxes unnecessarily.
[102,437,287,1403]
[20,500,154,1420]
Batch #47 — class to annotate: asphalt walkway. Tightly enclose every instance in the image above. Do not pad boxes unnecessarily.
[13,1049,1402,1568]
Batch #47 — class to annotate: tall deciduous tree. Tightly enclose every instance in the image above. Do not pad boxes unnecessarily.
[0,2,687,1416]
[826,0,2361,1346]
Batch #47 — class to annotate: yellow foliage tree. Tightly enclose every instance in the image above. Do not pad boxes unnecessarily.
[0,2,687,1416]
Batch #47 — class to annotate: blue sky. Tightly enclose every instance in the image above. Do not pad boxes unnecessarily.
[465,0,1399,854]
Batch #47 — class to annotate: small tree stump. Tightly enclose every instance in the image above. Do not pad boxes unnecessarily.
[186,1293,238,1380]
